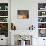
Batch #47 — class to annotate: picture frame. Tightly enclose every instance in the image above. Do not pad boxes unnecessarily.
[17,10,29,19]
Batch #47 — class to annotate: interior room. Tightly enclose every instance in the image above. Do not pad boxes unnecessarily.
[0,0,46,46]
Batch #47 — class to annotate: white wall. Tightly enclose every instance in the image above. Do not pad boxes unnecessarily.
[11,0,46,46]
[11,0,38,30]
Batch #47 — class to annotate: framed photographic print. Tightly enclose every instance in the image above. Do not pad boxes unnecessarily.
[17,10,29,19]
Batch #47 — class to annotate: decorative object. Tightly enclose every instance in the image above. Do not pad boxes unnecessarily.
[0,6,1,10]
[15,35,32,46]
[0,11,8,16]
[0,23,8,37]
[0,3,8,10]
[5,6,8,10]
[29,25,35,30]
[38,17,46,22]
[39,29,46,37]
[38,3,46,10]
[38,11,46,16]
[38,23,46,28]
[11,23,16,30]
[0,17,8,22]
[42,12,45,15]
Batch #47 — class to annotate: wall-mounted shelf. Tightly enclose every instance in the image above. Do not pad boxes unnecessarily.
[38,10,46,11]
[0,16,8,17]
[38,22,46,23]
[38,16,46,17]
[0,22,8,23]
[38,28,46,29]
[0,10,8,11]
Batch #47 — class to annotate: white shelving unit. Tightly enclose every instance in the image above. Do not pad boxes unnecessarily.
[0,3,8,45]
[38,3,46,37]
